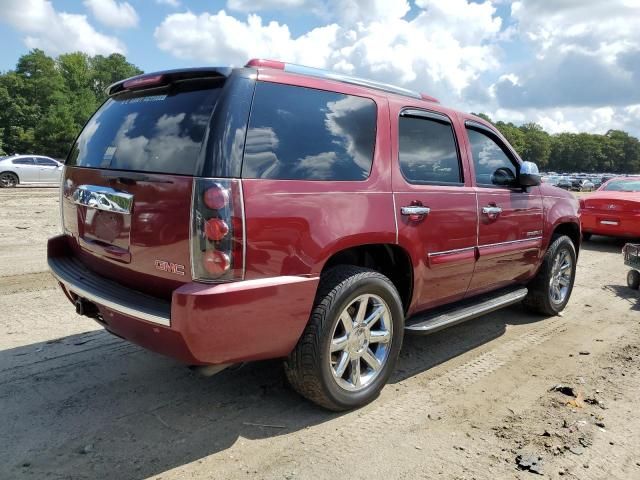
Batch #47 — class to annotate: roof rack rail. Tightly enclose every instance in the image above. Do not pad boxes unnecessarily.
[246,58,438,102]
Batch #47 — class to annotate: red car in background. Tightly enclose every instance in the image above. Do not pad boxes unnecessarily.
[581,177,640,240]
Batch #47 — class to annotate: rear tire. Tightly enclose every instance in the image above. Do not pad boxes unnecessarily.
[524,235,577,315]
[627,270,640,290]
[0,172,18,188]
[284,266,404,411]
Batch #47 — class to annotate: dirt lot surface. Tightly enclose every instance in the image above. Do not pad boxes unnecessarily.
[1,187,639,480]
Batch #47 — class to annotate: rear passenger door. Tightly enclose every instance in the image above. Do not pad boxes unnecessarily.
[12,157,38,182]
[392,108,478,313]
[462,121,543,294]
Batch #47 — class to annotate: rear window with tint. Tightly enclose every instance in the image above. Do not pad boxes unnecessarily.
[242,82,376,181]
[67,81,222,175]
[398,114,461,184]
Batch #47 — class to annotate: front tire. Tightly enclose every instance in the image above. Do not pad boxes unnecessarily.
[284,266,404,411]
[0,172,18,188]
[524,235,577,315]
[627,270,640,290]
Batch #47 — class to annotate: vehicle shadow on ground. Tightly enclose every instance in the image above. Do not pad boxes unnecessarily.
[0,305,549,480]
[603,284,640,312]
[582,235,636,253]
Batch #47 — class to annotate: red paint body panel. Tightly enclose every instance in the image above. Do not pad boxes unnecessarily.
[468,188,543,293]
[49,64,582,368]
[171,276,319,363]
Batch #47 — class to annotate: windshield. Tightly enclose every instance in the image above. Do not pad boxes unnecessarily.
[603,179,640,192]
[67,79,223,175]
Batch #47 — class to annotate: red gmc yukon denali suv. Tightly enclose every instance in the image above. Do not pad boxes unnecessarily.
[48,59,581,410]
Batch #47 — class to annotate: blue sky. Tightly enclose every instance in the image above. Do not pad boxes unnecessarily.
[1,1,639,136]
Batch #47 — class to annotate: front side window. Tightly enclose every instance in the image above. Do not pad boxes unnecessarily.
[242,82,377,181]
[466,127,517,187]
[36,158,58,166]
[398,113,461,184]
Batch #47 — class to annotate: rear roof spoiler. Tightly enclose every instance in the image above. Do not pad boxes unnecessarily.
[107,67,233,96]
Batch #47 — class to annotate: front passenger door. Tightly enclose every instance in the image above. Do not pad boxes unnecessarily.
[36,158,61,182]
[463,121,543,295]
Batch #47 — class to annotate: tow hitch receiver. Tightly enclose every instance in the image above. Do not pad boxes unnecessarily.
[74,298,100,319]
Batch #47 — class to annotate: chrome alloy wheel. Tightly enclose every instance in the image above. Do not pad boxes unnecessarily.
[549,248,573,305]
[0,173,17,187]
[329,294,392,392]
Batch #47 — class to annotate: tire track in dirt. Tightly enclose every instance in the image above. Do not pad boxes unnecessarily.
[220,316,568,475]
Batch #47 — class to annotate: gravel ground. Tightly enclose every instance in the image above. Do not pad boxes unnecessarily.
[1,187,639,480]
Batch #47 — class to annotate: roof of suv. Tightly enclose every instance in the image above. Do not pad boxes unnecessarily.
[108,59,442,104]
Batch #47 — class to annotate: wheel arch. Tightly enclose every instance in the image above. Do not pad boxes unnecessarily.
[320,243,414,314]
[551,221,581,256]
[0,170,20,185]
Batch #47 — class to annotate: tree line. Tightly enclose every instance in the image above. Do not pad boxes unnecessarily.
[474,113,640,174]
[1,49,639,174]
[0,49,142,159]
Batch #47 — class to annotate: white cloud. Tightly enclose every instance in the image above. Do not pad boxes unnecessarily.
[0,0,125,55]
[84,0,139,29]
[155,1,502,103]
[157,0,181,6]
[227,0,309,12]
[154,10,339,68]
[226,0,408,24]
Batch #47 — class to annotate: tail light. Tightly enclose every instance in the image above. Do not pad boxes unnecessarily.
[190,179,244,282]
[578,198,585,211]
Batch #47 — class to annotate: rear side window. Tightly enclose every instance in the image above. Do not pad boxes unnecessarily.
[13,158,35,165]
[242,82,377,181]
[398,112,461,184]
[67,80,223,175]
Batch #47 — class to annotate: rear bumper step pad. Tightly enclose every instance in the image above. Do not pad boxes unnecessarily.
[48,254,171,326]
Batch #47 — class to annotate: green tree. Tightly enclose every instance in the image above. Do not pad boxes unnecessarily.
[0,49,143,158]
[90,53,142,101]
[520,123,551,168]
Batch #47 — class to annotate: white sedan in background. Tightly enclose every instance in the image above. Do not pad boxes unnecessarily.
[0,155,63,187]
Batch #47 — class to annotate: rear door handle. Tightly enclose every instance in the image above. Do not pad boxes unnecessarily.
[401,206,431,216]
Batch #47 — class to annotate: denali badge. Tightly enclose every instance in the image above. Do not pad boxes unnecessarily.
[155,260,185,276]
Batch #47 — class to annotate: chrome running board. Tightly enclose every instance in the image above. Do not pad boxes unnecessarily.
[405,286,528,335]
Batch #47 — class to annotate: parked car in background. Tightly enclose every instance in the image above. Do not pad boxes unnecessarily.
[581,177,640,240]
[0,155,63,187]
[589,177,603,189]
[556,176,573,190]
[577,179,595,192]
[48,59,581,410]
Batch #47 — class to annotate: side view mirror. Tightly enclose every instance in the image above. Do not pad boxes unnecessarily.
[519,161,541,187]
